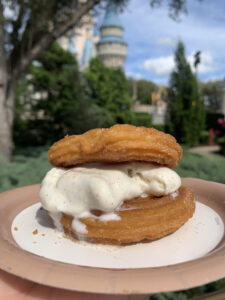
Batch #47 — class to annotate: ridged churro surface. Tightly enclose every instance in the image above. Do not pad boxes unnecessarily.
[48,124,182,168]
[60,186,195,245]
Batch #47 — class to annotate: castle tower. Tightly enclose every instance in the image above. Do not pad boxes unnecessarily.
[58,12,99,69]
[97,1,127,68]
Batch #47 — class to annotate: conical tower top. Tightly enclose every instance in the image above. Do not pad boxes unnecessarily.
[101,1,122,29]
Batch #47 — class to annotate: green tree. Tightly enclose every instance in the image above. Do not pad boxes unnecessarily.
[200,80,223,112]
[137,80,158,104]
[167,41,205,146]
[14,43,114,146]
[85,57,134,124]
[128,79,158,104]
[151,0,203,20]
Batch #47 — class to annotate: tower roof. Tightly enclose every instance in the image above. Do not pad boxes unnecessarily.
[100,1,123,29]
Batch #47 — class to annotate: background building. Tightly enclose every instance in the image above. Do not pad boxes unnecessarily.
[58,12,99,70]
[58,1,127,69]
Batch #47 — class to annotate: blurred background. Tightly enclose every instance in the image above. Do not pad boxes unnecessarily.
[0,0,225,299]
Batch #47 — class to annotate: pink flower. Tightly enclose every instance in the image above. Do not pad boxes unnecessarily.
[217,118,224,125]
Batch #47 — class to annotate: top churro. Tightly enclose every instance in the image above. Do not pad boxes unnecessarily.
[48,124,182,169]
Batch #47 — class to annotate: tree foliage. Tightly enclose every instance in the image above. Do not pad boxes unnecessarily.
[200,80,224,112]
[3,0,103,80]
[167,41,205,146]
[14,45,153,147]
[128,79,158,105]
[85,57,135,124]
[137,80,158,104]
[14,43,114,146]
[150,0,203,20]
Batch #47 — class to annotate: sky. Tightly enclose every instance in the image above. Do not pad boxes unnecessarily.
[112,0,225,85]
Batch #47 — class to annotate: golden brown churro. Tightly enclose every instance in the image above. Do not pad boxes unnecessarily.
[48,124,182,169]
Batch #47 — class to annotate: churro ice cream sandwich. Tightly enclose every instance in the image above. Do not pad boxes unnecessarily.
[39,124,195,245]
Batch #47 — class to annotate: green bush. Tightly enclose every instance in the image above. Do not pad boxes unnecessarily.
[153,124,165,132]
[0,147,50,192]
[132,112,152,127]
[175,150,225,184]
[150,292,188,300]
[218,136,225,156]
[205,111,224,130]
[199,130,209,145]
[151,278,225,299]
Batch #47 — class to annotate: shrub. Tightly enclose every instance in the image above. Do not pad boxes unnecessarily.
[199,130,209,145]
[213,117,225,155]
[153,124,165,132]
[132,112,152,127]
[0,146,50,192]
[175,150,225,184]
[218,136,225,155]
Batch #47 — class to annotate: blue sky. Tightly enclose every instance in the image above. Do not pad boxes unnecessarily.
[114,0,225,85]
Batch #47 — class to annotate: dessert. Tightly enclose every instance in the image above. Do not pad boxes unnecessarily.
[40,124,195,245]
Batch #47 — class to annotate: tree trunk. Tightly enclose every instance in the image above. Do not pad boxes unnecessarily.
[0,68,16,162]
[0,1,15,161]
[0,84,14,162]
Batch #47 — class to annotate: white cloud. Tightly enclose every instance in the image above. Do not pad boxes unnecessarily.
[142,55,175,76]
[141,51,214,77]
[156,37,176,47]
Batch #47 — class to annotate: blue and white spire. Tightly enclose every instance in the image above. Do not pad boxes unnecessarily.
[101,1,122,29]
[97,0,127,68]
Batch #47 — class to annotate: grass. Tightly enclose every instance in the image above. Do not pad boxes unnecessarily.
[175,150,225,184]
[1,146,225,299]
[0,146,51,193]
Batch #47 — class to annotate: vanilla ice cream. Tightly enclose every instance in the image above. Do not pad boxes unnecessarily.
[39,162,181,218]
